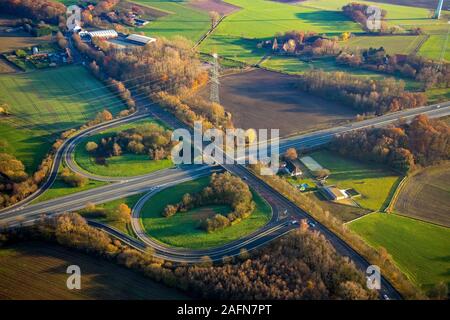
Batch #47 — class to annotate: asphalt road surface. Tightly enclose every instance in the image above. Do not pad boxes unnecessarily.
[1,95,449,300]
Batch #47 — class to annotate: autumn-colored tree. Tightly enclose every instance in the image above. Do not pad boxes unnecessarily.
[284,148,298,161]
[332,115,449,173]
[117,203,131,223]
[85,141,98,153]
[117,203,131,216]
[96,109,113,122]
[0,0,66,24]
[341,32,351,41]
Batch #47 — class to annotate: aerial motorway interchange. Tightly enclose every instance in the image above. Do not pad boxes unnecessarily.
[0,0,449,304]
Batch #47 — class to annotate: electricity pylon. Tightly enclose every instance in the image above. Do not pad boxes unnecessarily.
[435,0,444,19]
[210,53,220,104]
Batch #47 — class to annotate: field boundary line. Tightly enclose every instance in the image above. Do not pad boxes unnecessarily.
[193,15,227,49]
[393,211,450,229]
[343,211,378,225]
[412,34,430,55]
[384,175,409,213]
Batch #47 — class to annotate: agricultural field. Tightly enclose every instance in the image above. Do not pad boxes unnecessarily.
[419,33,450,62]
[343,35,426,55]
[189,0,241,15]
[0,15,53,53]
[349,213,450,293]
[0,34,53,54]
[130,0,211,42]
[200,0,442,63]
[370,0,445,9]
[0,65,126,173]
[301,0,432,24]
[0,242,187,299]
[74,119,173,178]
[200,0,362,63]
[0,57,18,73]
[394,163,450,227]
[140,176,272,249]
[308,150,402,211]
[201,68,356,137]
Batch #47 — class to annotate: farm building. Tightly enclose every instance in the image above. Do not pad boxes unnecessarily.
[300,156,324,172]
[321,186,348,201]
[283,159,303,176]
[134,18,150,26]
[125,34,156,45]
[81,29,119,40]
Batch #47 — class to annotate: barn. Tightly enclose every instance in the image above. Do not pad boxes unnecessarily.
[321,186,348,201]
[125,34,156,46]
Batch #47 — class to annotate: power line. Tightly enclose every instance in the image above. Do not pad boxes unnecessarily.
[210,53,220,104]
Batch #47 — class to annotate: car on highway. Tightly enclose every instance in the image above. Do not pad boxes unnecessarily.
[308,220,316,228]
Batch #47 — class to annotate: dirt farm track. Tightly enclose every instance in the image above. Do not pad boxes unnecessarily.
[202,68,356,137]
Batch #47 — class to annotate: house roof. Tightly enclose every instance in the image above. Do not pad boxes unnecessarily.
[285,159,302,172]
[323,186,346,200]
[126,34,156,44]
[87,30,118,38]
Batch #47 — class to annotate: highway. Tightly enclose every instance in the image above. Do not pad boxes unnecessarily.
[1,94,449,299]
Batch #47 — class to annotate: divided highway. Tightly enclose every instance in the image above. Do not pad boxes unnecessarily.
[1,95,449,300]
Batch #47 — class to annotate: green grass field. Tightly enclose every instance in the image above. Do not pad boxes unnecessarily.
[201,0,361,63]
[349,213,450,292]
[343,35,426,55]
[31,165,108,204]
[80,193,144,238]
[261,55,422,90]
[74,118,173,178]
[140,176,272,249]
[309,150,401,211]
[130,0,210,42]
[301,0,431,24]
[419,34,450,62]
[0,65,126,173]
[200,0,438,63]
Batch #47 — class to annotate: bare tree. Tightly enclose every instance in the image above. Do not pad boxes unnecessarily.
[209,11,220,29]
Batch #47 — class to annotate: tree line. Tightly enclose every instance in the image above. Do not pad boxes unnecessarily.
[268,30,341,57]
[73,33,232,130]
[331,114,450,173]
[297,70,427,115]
[85,122,174,163]
[71,35,136,112]
[0,152,53,209]
[163,172,255,233]
[0,0,66,25]
[337,47,450,89]
[0,212,386,300]
[342,2,388,33]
